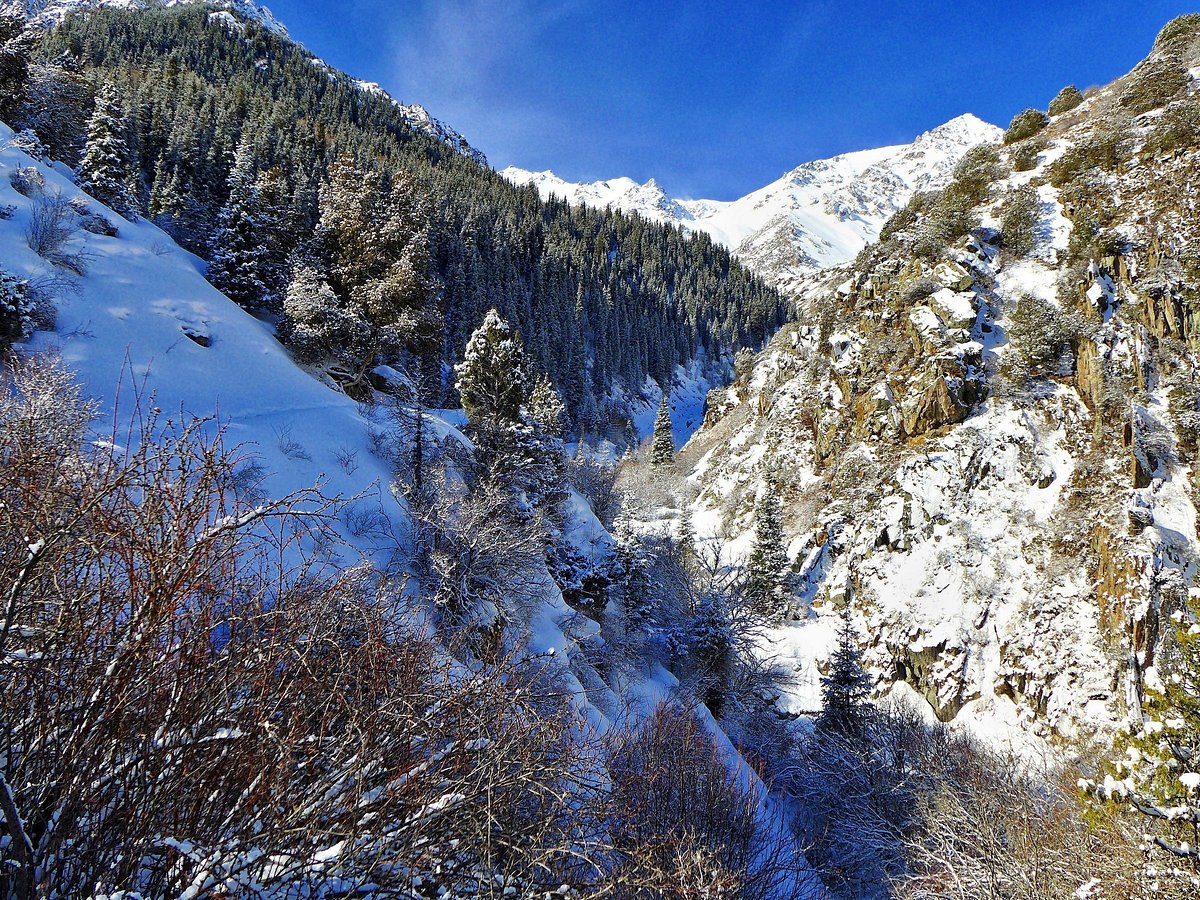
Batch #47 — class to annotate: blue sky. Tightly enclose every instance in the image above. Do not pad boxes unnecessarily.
[267,1,1197,199]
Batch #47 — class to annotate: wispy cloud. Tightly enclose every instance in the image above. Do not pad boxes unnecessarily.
[385,0,588,166]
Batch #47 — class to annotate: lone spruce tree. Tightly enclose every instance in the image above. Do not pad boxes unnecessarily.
[744,486,789,617]
[455,308,526,428]
[650,394,674,465]
[78,83,135,217]
[818,605,873,737]
[207,139,268,309]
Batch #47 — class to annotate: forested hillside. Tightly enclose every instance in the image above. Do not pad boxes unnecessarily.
[13,4,784,426]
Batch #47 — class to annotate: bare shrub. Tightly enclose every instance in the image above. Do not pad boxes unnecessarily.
[0,356,609,898]
[784,702,1151,899]
[273,422,311,460]
[569,451,623,527]
[25,191,89,275]
[603,702,811,899]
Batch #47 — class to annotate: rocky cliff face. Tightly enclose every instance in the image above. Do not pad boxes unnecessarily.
[683,21,1200,746]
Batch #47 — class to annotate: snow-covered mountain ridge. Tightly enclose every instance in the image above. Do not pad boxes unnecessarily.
[3,0,286,34]
[3,0,490,166]
[504,114,1002,290]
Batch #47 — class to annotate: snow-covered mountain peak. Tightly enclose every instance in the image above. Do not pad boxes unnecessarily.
[2,0,288,35]
[503,114,1001,290]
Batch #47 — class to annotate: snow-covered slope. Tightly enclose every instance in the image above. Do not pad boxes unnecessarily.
[504,114,1002,290]
[3,0,288,35]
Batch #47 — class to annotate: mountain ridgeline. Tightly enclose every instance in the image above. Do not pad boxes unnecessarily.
[16,4,785,426]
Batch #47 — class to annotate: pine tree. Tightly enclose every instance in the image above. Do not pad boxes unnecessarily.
[528,374,567,439]
[279,265,373,370]
[818,607,872,737]
[650,393,674,465]
[0,14,29,122]
[77,82,136,217]
[615,522,658,635]
[686,591,734,718]
[206,138,268,309]
[744,486,790,617]
[455,309,527,427]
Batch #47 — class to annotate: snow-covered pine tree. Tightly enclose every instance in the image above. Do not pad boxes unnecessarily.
[0,14,29,121]
[744,486,790,618]
[206,138,269,309]
[0,269,34,350]
[279,265,373,370]
[818,606,873,737]
[676,511,696,571]
[77,82,136,217]
[528,373,568,439]
[615,521,659,635]
[686,591,735,718]
[455,308,527,427]
[650,393,674,465]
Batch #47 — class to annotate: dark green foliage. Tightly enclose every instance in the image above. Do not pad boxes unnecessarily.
[1120,59,1189,115]
[455,308,527,427]
[0,14,29,121]
[650,395,674,465]
[1048,126,1128,189]
[32,6,785,429]
[1144,102,1200,156]
[1010,141,1043,172]
[77,81,135,216]
[1154,13,1200,49]
[0,269,34,350]
[743,487,789,617]
[1005,293,1089,374]
[1003,108,1049,145]
[1000,185,1040,256]
[950,144,1003,201]
[1047,84,1084,117]
[818,607,872,737]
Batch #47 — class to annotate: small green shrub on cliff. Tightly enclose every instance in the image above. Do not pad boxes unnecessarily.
[1047,128,1127,187]
[1005,293,1089,374]
[1154,13,1200,49]
[1144,102,1200,156]
[1011,141,1044,172]
[951,144,1003,202]
[1048,85,1085,117]
[1000,186,1040,256]
[1004,109,1049,145]
[1119,59,1188,115]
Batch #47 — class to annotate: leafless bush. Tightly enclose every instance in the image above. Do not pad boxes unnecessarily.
[782,701,1154,900]
[335,443,359,474]
[0,355,612,898]
[273,422,312,460]
[25,191,90,275]
[602,702,812,899]
[569,451,623,527]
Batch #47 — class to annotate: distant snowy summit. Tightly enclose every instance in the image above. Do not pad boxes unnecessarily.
[3,0,491,167]
[2,0,288,35]
[503,114,1002,288]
